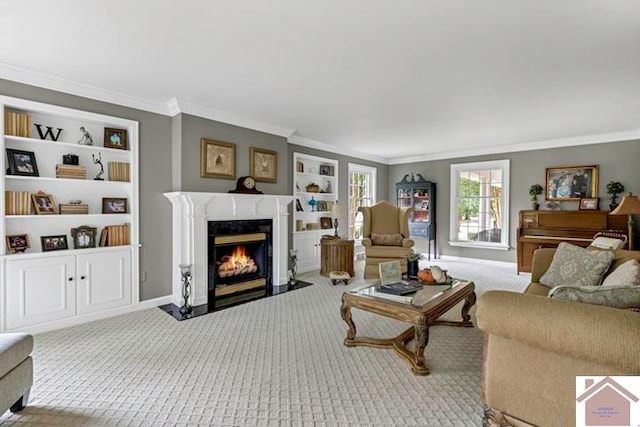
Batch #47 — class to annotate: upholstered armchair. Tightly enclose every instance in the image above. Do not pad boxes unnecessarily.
[358,201,415,279]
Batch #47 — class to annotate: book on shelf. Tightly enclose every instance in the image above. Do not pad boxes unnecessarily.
[103,223,131,246]
[56,164,86,179]
[107,161,130,182]
[4,110,32,137]
[5,191,31,215]
[59,204,89,215]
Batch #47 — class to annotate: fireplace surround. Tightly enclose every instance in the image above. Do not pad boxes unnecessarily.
[164,192,293,317]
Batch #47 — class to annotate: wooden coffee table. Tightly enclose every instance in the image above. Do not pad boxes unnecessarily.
[340,280,476,375]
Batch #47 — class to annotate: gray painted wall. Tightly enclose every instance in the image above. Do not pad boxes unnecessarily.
[390,140,640,262]
[179,114,290,195]
[0,79,174,300]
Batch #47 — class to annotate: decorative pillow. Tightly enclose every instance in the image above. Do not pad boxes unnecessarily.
[539,242,614,288]
[602,260,640,287]
[371,233,403,246]
[549,285,640,309]
[589,236,625,250]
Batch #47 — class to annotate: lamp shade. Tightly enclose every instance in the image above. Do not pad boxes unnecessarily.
[610,194,640,216]
[332,200,343,218]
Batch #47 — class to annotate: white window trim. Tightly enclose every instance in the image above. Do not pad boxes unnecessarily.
[449,159,510,251]
[348,163,377,246]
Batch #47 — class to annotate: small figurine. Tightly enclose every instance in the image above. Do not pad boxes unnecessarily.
[308,196,317,212]
[92,152,104,180]
[325,180,332,194]
[77,127,93,145]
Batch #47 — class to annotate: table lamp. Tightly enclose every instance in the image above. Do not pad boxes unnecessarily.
[609,193,640,250]
[332,200,343,237]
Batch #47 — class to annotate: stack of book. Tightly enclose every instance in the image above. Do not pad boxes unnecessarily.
[100,223,131,247]
[56,164,86,179]
[4,110,31,137]
[59,204,89,215]
[5,191,31,215]
[108,161,130,182]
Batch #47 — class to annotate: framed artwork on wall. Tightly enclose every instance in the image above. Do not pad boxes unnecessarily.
[250,147,277,183]
[545,165,598,201]
[200,138,236,179]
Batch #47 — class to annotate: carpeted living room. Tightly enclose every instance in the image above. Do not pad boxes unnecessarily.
[1,2,640,427]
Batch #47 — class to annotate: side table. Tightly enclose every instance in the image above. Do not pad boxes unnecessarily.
[320,237,355,277]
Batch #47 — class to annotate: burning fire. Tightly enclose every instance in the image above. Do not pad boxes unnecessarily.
[218,246,258,277]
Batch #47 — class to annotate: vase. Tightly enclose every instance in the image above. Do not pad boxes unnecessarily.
[532,202,539,211]
[609,203,618,211]
[407,260,419,279]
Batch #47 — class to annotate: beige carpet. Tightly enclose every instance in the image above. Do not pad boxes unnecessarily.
[1,259,529,426]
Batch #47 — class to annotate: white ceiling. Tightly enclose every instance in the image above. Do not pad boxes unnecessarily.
[1,0,639,164]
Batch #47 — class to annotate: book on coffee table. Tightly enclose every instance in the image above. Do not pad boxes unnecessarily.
[378,281,423,296]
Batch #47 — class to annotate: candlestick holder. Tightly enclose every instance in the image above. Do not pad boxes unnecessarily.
[179,264,193,315]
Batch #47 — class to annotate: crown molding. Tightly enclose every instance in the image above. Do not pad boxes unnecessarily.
[388,129,640,165]
[168,98,295,138]
[287,134,389,164]
[0,62,170,115]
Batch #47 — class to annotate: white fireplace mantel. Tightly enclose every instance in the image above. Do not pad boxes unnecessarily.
[164,192,293,307]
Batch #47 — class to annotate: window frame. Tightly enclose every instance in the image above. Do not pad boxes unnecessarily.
[348,163,377,243]
[449,159,510,250]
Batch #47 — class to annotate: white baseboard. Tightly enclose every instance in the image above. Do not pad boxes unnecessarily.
[11,295,172,335]
[436,254,517,269]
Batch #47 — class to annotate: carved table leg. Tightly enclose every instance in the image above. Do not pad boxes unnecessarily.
[340,296,357,345]
[412,324,430,375]
[461,292,477,324]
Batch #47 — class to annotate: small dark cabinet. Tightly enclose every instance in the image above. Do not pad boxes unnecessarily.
[395,173,437,259]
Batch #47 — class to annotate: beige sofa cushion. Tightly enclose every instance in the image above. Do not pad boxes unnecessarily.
[370,233,403,246]
[602,259,640,287]
[550,285,640,309]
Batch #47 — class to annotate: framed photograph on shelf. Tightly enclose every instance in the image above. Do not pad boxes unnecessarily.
[200,138,236,179]
[104,127,128,150]
[579,198,599,211]
[320,216,332,229]
[545,165,598,201]
[102,197,128,214]
[31,193,56,215]
[6,148,39,176]
[5,234,30,254]
[250,147,277,183]
[40,235,68,252]
[71,226,97,249]
[317,200,328,212]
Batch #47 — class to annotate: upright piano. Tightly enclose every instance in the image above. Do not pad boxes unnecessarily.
[517,210,627,273]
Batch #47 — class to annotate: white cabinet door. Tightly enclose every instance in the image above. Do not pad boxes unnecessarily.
[295,232,321,273]
[77,249,132,315]
[6,255,76,329]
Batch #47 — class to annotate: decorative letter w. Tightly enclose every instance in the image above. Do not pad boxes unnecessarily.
[34,124,63,141]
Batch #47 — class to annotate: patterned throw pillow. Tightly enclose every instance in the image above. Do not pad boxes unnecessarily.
[539,242,614,288]
[371,233,403,246]
[602,259,640,287]
[549,285,640,309]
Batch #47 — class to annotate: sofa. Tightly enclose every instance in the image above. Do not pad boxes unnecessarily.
[358,201,414,279]
[477,248,640,427]
[0,333,33,415]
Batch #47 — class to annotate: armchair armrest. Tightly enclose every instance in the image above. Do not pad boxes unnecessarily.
[401,238,415,248]
[477,290,640,372]
[361,238,372,247]
[531,248,556,282]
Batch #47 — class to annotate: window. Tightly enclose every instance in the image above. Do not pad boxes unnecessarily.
[449,160,510,250]
[348,164,377,241]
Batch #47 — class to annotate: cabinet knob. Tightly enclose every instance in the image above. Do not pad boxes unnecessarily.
[68,277,74,281]
[80,276,86,280]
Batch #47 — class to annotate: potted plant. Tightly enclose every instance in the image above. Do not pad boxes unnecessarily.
[606,181,625,210]
[406,250,424,279]
[528,184,544,210]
